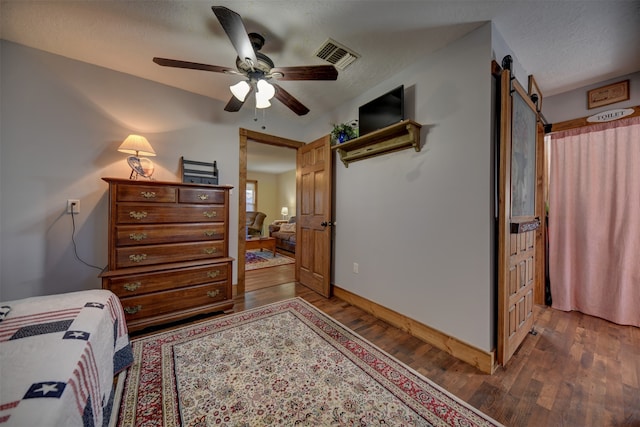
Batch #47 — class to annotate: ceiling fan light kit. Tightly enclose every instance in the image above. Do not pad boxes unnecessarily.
[230,80,251,102]
[255,95,271,109]
[255,79,275,105]
[152,5,338,117]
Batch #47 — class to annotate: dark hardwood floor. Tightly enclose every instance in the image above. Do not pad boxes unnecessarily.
[234,283,640,427]
[131,281,640,426]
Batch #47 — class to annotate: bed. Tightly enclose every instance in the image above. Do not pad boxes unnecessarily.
[0,289,133,426]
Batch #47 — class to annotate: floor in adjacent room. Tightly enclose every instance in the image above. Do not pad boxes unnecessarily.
[244,252,295,292]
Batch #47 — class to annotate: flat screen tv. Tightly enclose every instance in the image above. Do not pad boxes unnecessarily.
[358,85,404,136]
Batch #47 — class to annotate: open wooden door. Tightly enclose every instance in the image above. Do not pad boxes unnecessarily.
[497,67,543,365]
[296,135,333,297]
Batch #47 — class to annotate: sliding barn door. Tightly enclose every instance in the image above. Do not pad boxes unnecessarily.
[497,69,542,365]
[296,135,333,297]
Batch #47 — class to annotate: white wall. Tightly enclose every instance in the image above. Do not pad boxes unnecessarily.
[491,22,530,95]
[0,40,305,301]
[302,24,495,351]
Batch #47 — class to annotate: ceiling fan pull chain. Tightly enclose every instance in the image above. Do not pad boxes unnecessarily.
[261,109,267,130]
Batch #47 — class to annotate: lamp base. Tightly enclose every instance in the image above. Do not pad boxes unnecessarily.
[127,156,155,180]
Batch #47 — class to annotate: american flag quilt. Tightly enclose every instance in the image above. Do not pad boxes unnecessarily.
[0,289,133,426]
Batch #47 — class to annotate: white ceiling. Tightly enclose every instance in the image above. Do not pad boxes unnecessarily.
[2,1,639,172]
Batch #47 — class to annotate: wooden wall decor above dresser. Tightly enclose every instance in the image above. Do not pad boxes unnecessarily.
[100,178,234,332]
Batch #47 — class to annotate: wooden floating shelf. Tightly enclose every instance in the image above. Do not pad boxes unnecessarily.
[331,120,422,167]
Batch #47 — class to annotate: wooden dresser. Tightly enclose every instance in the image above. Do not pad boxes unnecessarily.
[100,178,234,332]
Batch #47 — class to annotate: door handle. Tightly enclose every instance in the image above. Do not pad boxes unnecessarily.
[321,221,333,227]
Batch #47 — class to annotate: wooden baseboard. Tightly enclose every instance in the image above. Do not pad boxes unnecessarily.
[332,286,496,374]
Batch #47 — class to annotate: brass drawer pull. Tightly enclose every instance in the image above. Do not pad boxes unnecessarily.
[140,191,156,199]
[124,305,142,314]
[129,211,147,220]
[198,194,209,200]
[207,270,220,279]
[203,211,217,218]
[129,232,147,241]
[204,230,215,237]
[207,290,221,298]
[129,254,147,263]
[203,248,218,255]
[123,281,142,291]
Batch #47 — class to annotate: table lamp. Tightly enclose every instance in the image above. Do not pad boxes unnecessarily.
[118,134,156,179]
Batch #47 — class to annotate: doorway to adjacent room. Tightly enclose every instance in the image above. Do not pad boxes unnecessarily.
[237,130,303,295]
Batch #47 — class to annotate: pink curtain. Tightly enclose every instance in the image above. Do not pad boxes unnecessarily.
[549,116,640,327]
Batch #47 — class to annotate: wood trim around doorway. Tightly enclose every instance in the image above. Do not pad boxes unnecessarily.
[237,128,304,296]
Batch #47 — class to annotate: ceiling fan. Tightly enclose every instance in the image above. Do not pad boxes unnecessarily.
[153,6,338,116]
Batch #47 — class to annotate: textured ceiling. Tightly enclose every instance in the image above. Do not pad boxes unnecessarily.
[2,0,639,127]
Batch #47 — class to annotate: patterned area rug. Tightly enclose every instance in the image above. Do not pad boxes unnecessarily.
[245,249,295,271]
[116,298,503,426]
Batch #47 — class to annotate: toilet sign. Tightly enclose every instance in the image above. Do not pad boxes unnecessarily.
[587,108,634,123]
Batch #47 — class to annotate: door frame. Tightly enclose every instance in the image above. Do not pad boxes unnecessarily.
[237,128,305,296]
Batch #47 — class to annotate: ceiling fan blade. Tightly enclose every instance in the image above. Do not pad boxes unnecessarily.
[153,57,237,74]
[211,6,257,66]
[224,85,253,112]
[270,65,338,81]
[224,96,244,112]
[272,83,309,116]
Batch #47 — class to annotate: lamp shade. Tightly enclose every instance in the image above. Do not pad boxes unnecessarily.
[255,79,275,109]
[255,94,271,109]
[257,79,275,100]
[281,207,288,216]
[118,135,156,157]
[230,80,251,102]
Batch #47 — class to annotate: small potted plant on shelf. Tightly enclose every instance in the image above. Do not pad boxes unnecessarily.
[331,121,358,144]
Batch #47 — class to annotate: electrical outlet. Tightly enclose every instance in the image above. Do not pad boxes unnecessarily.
[353,262,359,274]
[67,199,80,214]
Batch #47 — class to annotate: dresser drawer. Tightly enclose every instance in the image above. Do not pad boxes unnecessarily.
[119,281,229,321]
[116,204,225,224]
[115,223,225,246]
[105,262,229,296]
[179,188,226,204]
[117,184,177,203]
[116,241,225,268]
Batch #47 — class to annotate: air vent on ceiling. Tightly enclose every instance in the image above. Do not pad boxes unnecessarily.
[314,38,359,70]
